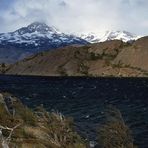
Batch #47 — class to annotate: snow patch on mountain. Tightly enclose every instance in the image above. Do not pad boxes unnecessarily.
[80,33,100,43]
[79,30,141,43]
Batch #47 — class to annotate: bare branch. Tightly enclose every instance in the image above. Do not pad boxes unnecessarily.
[0,123,21,147]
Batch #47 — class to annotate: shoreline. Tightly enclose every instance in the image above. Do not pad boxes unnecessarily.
[1,73,148,79]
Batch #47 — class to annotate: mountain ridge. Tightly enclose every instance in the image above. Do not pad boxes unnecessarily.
[79,30,141,43]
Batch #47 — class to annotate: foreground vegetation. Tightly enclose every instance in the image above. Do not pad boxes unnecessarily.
[0,92,137,148]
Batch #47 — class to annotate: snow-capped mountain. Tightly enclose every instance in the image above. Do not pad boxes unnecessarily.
[79,31,141,43]
[0,22,88,51]
[0,22,88,63]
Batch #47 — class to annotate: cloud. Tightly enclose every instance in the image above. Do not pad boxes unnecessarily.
[0,0,148,35]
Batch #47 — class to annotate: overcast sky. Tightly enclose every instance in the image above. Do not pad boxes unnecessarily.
[0,0,148,36]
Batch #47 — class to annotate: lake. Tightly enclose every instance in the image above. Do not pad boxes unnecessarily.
[0,75,147,147]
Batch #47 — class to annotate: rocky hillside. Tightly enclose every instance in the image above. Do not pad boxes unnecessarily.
[0,63,10,74]
[4,36,148,77]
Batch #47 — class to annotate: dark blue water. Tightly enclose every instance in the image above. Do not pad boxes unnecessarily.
[0,75,148,147]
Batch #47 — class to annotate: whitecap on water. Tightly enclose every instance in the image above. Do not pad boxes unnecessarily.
[85,115,90,119]
[89,141,97,148]
[25,97,31,100]
[62,95,67,98]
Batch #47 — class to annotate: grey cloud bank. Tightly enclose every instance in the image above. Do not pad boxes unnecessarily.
[0,0,148,36]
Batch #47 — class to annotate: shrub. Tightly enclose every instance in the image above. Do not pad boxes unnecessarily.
[46,112,86,147]
[19,107,37,126]
[90,52,102,60]
[98,106,136,148]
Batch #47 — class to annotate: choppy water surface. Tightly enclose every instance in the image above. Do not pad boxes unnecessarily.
[0,75,148,147]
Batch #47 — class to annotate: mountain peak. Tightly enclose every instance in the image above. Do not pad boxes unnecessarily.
[27,22,59,34]
[29,21,48,26]
[14,22,58,35]
[28,22,49,29]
